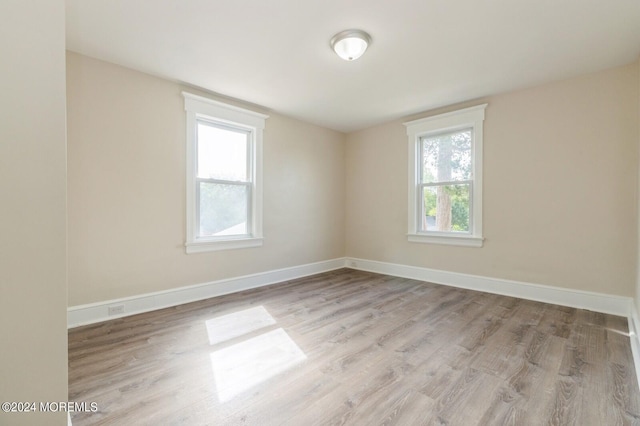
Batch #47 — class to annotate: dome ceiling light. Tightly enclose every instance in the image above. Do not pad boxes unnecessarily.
[330,29,371,61]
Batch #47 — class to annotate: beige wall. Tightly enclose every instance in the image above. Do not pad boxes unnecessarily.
[346,63,639,297]
[68,51,639,305]
[67,52,345,306]
[636,57,640,312]
[0,1,68,425]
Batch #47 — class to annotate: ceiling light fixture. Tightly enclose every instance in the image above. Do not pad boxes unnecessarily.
[330,29,371,61]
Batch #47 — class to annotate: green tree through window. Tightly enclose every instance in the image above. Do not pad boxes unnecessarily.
[422,130,471,232]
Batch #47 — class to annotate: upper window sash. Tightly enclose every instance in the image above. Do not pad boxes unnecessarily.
[195,118,252,184]
[419,128,473,185]
[404,104,486,247]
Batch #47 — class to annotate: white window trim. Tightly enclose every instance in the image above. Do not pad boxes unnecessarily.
[183,92,268,254]
[404,104,487,248]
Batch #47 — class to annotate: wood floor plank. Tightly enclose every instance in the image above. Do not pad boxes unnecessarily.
[475,385,525,426]
[68,269,640,425]
[429,367,504,425]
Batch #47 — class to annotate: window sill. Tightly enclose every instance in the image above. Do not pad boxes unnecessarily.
[407,233,484,247]
[185,237,263,254]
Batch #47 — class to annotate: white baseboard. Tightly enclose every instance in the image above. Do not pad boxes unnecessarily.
[346,257,632,317]
[67,258,347,328]
[629,307,640,392]
[69,255,632,326]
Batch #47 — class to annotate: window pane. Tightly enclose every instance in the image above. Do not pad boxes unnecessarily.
[422,184,470,232]
[422,129,472,183]
[197,121,248,181]
[199,182,248,237]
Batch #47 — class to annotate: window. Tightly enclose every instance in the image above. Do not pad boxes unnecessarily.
[183,92,268,253]
[404,104,487,247]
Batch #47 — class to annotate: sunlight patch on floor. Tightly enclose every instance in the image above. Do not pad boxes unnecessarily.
[205,305,276,346]
[607,327,630,337]
[209,328,307,402]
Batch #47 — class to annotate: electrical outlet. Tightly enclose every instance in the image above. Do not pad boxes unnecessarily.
[108,304,125,316]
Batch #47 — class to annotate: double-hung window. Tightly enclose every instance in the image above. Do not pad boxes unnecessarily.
[183,93,268,253]
[404,104,486,247]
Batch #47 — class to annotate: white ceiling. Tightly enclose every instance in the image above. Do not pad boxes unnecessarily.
[66,0,640,133]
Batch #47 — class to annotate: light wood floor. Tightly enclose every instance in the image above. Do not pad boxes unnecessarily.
[68,269,640,425]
